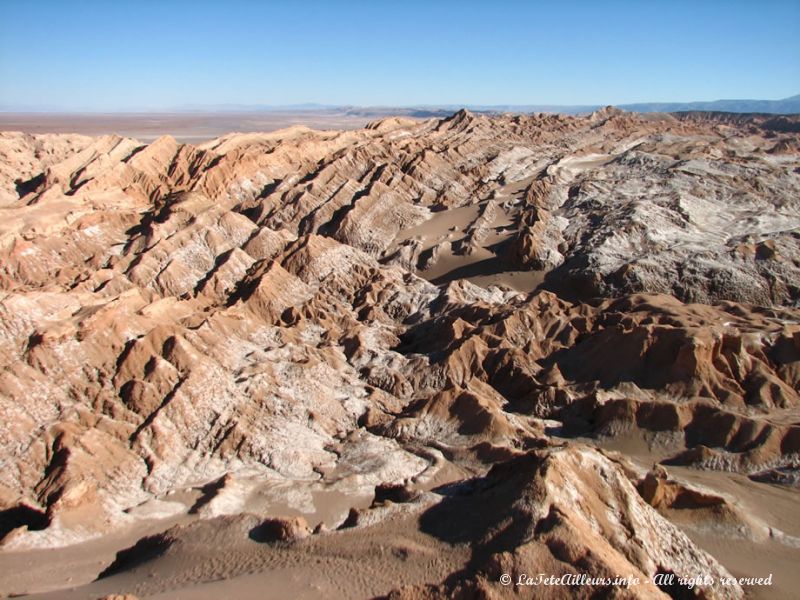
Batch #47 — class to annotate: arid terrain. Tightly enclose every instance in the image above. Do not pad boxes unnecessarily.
[0,111,383,144]
[0,109,799,599]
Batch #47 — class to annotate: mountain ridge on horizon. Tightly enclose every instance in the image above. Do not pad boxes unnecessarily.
[2,94,799,116]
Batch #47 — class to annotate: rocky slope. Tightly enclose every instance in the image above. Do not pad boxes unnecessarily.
[0,111,798,598]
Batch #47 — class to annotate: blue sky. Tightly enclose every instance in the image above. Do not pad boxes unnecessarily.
[1,0,798,110]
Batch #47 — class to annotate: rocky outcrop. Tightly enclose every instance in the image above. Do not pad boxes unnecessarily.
[385,445,744,599]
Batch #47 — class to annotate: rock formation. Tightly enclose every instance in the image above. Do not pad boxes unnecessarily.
[0,110,798,598]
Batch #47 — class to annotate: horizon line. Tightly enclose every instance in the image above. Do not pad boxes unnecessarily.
[2,93,799,115]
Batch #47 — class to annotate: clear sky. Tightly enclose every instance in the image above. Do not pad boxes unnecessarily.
[1,0,798,111]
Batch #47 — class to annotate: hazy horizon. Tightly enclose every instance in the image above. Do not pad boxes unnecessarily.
[2,93,800,114]
[1,0,798,112]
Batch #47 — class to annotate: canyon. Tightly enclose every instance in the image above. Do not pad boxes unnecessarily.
[0,108,798,599]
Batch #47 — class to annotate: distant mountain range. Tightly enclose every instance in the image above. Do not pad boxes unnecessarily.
[343,95,800,117]
[619,95,800,115]
[2,95,799,115]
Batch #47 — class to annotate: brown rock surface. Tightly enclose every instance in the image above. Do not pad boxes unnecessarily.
[385,445,744,599]
[0,111,798,598]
